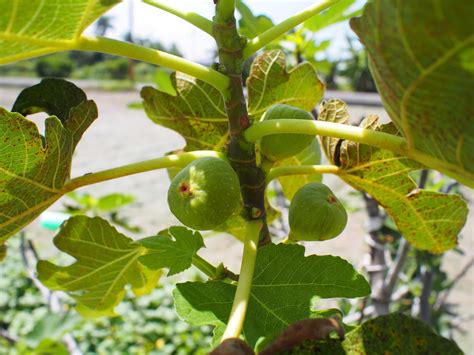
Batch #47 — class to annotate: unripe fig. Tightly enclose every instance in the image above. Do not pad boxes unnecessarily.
[289,182,347,241]
[260,104,314,161]
[168,157,241,230]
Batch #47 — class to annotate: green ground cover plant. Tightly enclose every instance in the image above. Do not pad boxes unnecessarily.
[0,0,472,353]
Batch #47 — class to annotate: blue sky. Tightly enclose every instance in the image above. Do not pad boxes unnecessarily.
[93,0,362,63]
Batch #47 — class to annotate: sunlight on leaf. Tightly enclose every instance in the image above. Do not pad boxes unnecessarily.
[174,243,370,347]
[37,216,159,316]
[247,50,325,118]
[351,0,474,185]
[139,226,204,276]
[0,0,121,64]
[141,73,229,152]
[319,99,468,253]
[0,79,97,243]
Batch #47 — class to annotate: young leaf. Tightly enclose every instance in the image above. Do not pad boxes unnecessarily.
[275,138,322,200]
[343,313,462,354]
[174,243,370,347]
[247,50,325,118]
[351,0,474,184]
[319,99,468,253]
[0,79,97,243]
[236,1,274,39]
[0,0,120,64]
[37,216,159,316]
[139,226,205,276]
[304,0,362,33]
[141,73,228,152]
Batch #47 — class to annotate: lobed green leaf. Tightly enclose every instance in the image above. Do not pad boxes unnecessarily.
[247,50,325,118]
[141,73,229,152]
[139,226,204,276]
[37,216,160,316]
[174,243,370,347]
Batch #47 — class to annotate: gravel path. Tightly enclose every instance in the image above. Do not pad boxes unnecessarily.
[0,87,472,352]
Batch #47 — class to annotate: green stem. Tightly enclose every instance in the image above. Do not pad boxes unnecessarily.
[64,151,222,192]
[245,119,474,187]
[222,221,261,340]
[244,119,409,156]
[216,0,236,20]
[243,0,340,58]
[192,254,219,279]
[76,36,229,92]
[213,0,270,244]
[267,164,340,183]
[143,0,214,36]
[235,1,260,37]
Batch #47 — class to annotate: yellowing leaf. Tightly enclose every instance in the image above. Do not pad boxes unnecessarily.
[0,0,121,64]
[37,216,159,315]
[351,0,474,185]
[247,50,325,117]
[141,73,229,151]
[0,79,97,243]
[319,99,468,253]
[343,314,462,354]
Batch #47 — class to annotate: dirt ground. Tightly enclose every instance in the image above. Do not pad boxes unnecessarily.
[0,87,472,353]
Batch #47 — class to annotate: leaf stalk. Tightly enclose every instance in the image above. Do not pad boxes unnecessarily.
[76,36,229,92]
[143,0,214,36]
[64,151,222,192]
[244,118,474,187]
[191,254,219,279]
[266,164,340,183]
[245,118,408,155]
[222,220,261,340]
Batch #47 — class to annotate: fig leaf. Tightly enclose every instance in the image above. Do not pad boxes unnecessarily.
[139,226,205,276]
[174,243,370,347]
[37,216,160,316]
[319,99,468,253]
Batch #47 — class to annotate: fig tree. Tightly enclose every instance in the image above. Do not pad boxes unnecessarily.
[168,157,241,230]
[260,104,314,161]
[289,182,347,241]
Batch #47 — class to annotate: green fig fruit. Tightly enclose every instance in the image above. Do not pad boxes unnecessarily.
[260,104,314,161]
[168,157,241,230]
[289,182,347,241]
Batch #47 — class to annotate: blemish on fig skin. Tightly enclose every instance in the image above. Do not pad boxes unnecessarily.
[327,195,337,204]
[178,182,193,196]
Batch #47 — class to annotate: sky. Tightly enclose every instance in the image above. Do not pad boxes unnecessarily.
[88,0,362,63]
